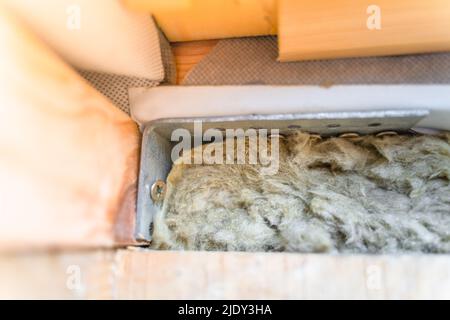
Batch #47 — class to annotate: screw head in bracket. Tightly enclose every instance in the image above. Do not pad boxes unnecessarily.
[150,180,166,203]
[339,132,360,139]
[376,131,398,137]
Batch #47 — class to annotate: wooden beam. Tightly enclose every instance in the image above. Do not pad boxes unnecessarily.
[122,0,277,41]
[1,249,450,299]
[114,250,450,299]
[0,5,140,251]
[171,40,218,84]
[279,0,450,61]
[0,251,115,299]
[3,0,165,80]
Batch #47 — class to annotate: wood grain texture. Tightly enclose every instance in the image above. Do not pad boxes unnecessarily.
[171,40,218,84]
[3,0,165,80]
[0,5,140,251]
[114,250,450,299]
[279,0,450,61]
[1,249,450,299]
[122,0,277,42]
[0,251,115,299]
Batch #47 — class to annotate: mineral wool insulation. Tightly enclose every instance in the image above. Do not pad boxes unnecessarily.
[152,132,450,254]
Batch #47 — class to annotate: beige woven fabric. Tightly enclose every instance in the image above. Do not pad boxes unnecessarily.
[79,26,176,115]
[158,28,177,85]
[183,36,450,85]
[78,71,160,114]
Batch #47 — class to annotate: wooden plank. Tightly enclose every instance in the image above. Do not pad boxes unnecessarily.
[122,0,277,42]
[113,250,450,299]
[0,251,115,299]
[171,40,218,84]
[3,0,165,80]
[1,250,449,299]
[279,0,450,61]
[0,5,140,251]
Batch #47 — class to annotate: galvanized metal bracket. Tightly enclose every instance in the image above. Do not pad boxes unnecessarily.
[135,109,429,243]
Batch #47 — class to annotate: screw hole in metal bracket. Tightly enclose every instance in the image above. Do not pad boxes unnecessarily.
[150,180,166,203]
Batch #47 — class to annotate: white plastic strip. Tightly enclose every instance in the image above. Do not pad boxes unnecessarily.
[129,85,450,131]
